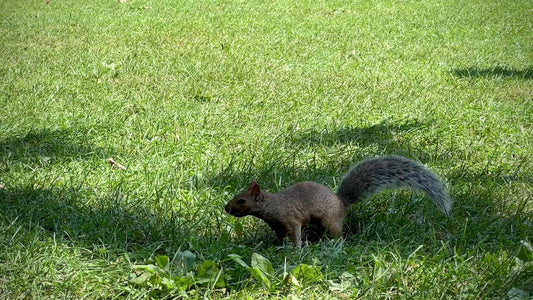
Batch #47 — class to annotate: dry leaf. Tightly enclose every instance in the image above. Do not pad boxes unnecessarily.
[107,157,127,170]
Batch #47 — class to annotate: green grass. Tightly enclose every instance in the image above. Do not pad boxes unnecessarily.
[1,0,532,298]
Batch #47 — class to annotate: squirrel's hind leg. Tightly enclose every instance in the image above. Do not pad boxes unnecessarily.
[321,218,344,238]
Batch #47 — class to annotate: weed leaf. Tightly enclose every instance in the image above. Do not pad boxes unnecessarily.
[178,251,196,274]
[156,255,170,270]
[248,253,275,287]
[291,264,324,284]
[132,264,166,277]
[249,267,271,288]
[517,240,533,262]
[227,254,250,269]
[129,272,153,286]
[282,273,301,287]
[251,253,274,277]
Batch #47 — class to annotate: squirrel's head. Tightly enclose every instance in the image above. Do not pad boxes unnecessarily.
[225,180,263,217]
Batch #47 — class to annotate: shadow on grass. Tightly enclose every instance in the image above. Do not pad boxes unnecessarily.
[452,66,533,79]
[0,186,200,253]
[0,127,117,170]
[210,118,431,188]
[0,127,233,257]
[292,118,425,148]
[0,127,200,254]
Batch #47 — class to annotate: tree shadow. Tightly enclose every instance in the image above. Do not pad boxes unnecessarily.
[0,126,231,258]
[0,127,125,176]
[452,66,533,79]
[209,118,431,188]
[0,127,114,163]
[0,185,196,253]
[292,117,425,151]
[1,127,178,255]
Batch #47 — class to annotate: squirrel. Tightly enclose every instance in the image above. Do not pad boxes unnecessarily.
[224,156,452,247]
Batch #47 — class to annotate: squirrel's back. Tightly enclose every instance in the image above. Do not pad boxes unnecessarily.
[277,182,343,216]
[336,156,452,216]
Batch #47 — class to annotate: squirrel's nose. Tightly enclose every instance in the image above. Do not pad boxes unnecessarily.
[224,204,230,213]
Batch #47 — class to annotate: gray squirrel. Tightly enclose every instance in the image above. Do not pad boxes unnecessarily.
[225,156,452,247]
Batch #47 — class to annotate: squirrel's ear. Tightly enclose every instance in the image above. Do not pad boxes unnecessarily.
[249,180,261,196]
[248,180,258,190]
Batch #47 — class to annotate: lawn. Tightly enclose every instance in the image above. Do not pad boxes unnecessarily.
[0,0,532,298]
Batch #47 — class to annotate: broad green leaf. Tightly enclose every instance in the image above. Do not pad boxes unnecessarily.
[249,267,270,288]
[173,276,195,291]
[160,277,176,290]
[195,274,226,288]
[132,264,166,276]
[197,260,217,277]
[249,253,275,287]
[282,273,301,287]
[129,272,153,286]
[251,253,274,277]
[213,273,226,288]
[178,251,196,273]
[291,264,324,284]
[156,255,170,270]
[227,254,250,268]
[196,260,226,288]
[517,240,533,262]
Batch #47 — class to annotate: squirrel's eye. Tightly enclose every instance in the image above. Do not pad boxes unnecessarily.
[237,199,246,205]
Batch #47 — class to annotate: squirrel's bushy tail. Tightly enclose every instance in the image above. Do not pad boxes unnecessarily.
[336,156,452,216]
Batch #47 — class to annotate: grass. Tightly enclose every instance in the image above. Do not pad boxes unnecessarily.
[0,0,532,298]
